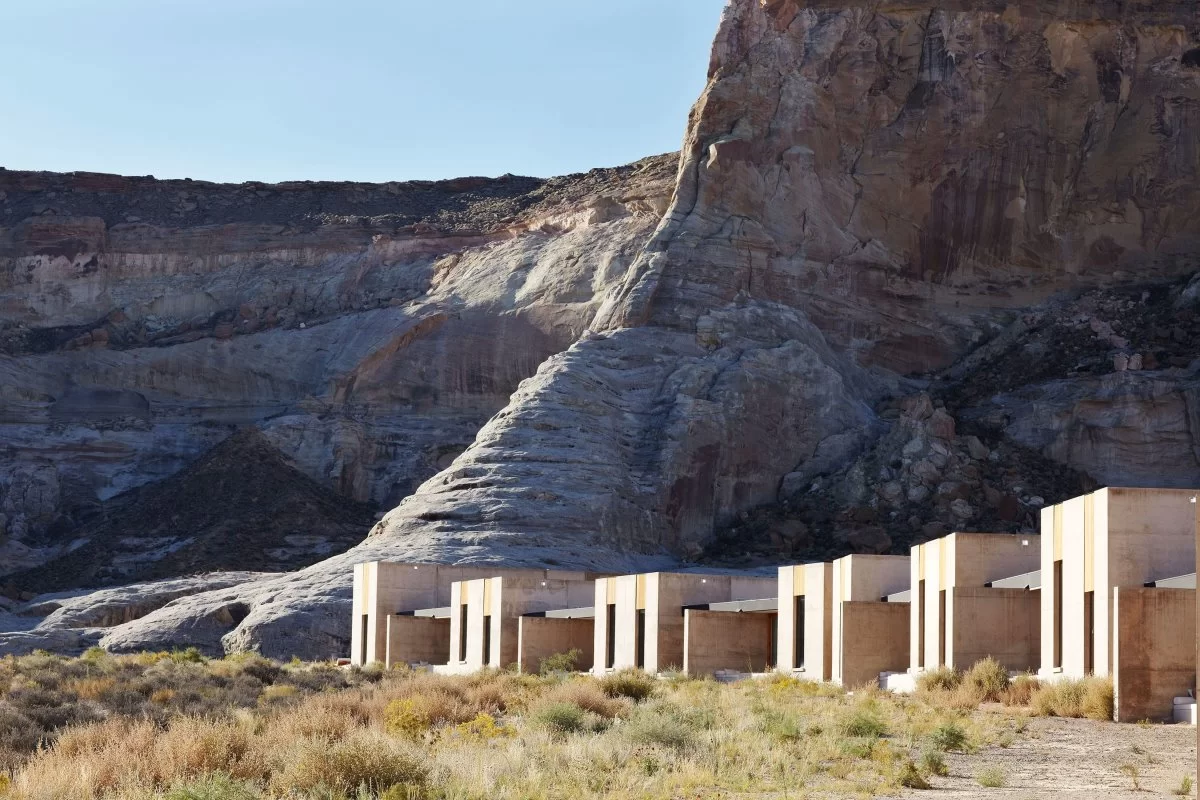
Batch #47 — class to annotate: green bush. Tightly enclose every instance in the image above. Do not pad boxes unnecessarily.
[898,760,932,789]
[919,749,949,777]
[599,670,656,702]
[539,649,582,676]
[839,708,888,739]
[163,772,261,800]
[916,667,961,692]
[927,722,968,752]
[963,658,1009,702]
[976,766,1006,788]
[276,731,428,796]
[623,709,695,749]
[535,702,587,735]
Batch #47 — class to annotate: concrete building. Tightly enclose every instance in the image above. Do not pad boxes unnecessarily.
[830,554,912,687]
[592,572,776,676]
[776,562,834,680]
[910,532,1041,674]
[446,573,598,673]
[351,562,595,668]
[1040,487,1198,721]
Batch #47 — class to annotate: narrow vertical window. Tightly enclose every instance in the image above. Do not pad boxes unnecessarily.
[1083,591,1094,675]
[917,580,926,669]
[459,603,469,662]
[360,615,369,664]
[1053,560,1063,669]
[605,603,616,669]
[482,615,492,666]
[794,595,806,669]
[937,590,947,667]
[635,609,646,669]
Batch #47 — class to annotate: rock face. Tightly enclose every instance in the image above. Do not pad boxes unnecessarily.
[5,0,1200,659]
[0,156,676,573]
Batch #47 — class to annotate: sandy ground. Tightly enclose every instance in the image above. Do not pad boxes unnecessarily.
[890,716,1197,799]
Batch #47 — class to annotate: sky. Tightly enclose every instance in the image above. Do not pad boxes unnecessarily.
[0,0,727,183]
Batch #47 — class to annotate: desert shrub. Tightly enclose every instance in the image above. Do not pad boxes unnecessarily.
[1030,677,1113,720]
[1172,775,1194,796]
[258,684,299,705]
[916,667,961,692]
[163,772,261,800]
[0,708,44,755]
[545,681,628,719]
[599,670,656,703]
[534,702,587,735]
[757,709,806,742]
[839,707,888,739]
[1082,677,1115,721]
[623,707,695,750]
[385,697,432,739]
[446,712,513,742]
[927,722,968,752]
[273,730,428,796]
[976,766,1007,788]
[963,658,1009,702]
[539,649,582,675]
[919,749,949,777]
[1002,674,1040,706]
[898,760,932,789]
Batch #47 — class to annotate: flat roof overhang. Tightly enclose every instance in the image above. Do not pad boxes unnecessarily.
[396,607,453,619]
[523,607,596,619]
[883,590,911,603]
[1147,573,1196,589]
[682,597,778,614]
[986,569,1041,590]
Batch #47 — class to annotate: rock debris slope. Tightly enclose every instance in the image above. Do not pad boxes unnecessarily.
[7,0,1200,657]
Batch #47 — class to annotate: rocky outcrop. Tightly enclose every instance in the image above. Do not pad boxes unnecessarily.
[0,156,675,571]
[6,0,1200,658]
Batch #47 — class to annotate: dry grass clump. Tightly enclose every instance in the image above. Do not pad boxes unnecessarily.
[962,658,1010,702]
[915,666,961,693]
[2,655,1028,800]
[1030,677,1114,720]
[598,669,656,702]
[1002,674,1040,706]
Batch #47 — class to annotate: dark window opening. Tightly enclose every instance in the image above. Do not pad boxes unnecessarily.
[1084,591,1095,675]
[1053,560,1063,669]
[635,609,646,669]
[360,615,369,664]
[794,595,806,669]
[605,603,616,669]
[482,615,492,666]
[459,604,469,662]
[938,590,947,668]
[917,580,926,669]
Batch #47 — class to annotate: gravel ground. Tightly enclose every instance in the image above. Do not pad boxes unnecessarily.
[893,715,1197,799]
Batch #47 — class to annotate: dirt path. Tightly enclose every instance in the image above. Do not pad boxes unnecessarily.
[892,716,1196,798]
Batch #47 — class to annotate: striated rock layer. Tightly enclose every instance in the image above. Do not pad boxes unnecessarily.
[0,156,675,573]
[6,0,1200,658]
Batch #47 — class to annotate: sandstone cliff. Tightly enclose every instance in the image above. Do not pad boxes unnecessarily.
[0,156,675,577]
[4,0,1200,658]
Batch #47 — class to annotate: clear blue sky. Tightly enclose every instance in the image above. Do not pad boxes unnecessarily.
[0,0,726,183]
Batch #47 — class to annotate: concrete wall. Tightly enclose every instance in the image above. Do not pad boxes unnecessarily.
[1113,587,1196,722]
[1041,488,1197,679]
[351,562,592,666]
[592,572,775,675]
[385,615,450,667]
[517,616,595,674]
[911,533,1040,673]
[451,574,595,673]
[831,555,909,685]
[839,601,910,688]
[776,563,834,679]
[682,609,775,676]
[952,587,1040,672]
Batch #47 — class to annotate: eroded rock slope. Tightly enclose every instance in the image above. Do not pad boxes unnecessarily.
[5,0,1200,658]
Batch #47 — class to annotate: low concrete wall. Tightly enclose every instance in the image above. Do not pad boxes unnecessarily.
[1113,587,1196,722]
[839,602,910,688]
[682,610,774,676]
[952,587,1040,672]
[517,616,595,674]
[385,615,450,667]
